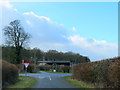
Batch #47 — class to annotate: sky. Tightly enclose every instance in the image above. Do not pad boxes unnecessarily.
[0,1,118,61]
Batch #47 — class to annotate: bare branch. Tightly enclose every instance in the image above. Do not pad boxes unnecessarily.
[3,20,31,64]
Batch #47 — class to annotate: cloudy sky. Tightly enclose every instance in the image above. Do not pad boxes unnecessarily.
[0,1,118,61]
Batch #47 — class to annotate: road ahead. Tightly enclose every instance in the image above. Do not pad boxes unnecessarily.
[19,71,76,88]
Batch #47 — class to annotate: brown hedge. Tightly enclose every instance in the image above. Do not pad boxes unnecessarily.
[2,60,18,87]
[73,57,120,88]
[108,62,120,88]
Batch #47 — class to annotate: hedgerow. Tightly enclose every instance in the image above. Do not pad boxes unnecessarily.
[27,64,39,73]
[2,60,18,87]
[37,65,70,73]
[73,57,120,88]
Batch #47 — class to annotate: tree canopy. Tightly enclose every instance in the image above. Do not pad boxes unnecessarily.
[3,20,31,64]
[2,46,90,64]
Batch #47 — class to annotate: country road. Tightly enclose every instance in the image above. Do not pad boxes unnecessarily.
[19,71,76,88]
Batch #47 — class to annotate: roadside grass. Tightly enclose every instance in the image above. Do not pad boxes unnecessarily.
[65,76,94,88]
[8,76,37,88]
[20,71,41,74]
[34,71,41,73]
[43,71,71,74]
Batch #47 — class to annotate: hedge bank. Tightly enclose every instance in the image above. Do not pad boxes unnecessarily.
[2,60,19,87]
[73,57,120,88]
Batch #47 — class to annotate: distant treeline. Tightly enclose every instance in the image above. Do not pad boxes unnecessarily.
[2,45,90,64]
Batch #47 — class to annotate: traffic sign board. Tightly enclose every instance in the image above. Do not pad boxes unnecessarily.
[24,63,29,68]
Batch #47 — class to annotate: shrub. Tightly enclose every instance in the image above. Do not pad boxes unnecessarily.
[37,65,52,71]
[16,64,23,72]
[27,64,38,73]
[73,63,92,82]
[73,57,120,88]
[37,65,71,73]
[108,62,120,88]
[2,60,18,87]
[0,60,2,87]
[56,66,70,73]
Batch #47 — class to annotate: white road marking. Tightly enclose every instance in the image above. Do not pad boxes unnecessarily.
[49,76,51,80]
[39,76,44,79]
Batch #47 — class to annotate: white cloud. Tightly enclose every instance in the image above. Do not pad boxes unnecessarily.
[22,11,68,44]
[23,12,51,21]
[26,20,33,26]
[72,27,77,32]
[1,2,118,61]
[68,35,118,57]
[60,24,64,26]
[0,1,13,8]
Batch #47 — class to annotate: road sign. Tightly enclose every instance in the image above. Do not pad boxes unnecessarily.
[24,63,29,68]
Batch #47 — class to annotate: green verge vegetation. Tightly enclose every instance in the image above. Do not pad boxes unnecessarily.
[20,71,41,74]
[8,76,37,88]
[65,76,94,88]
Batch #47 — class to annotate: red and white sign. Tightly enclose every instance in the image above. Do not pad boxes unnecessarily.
[24,63,29,68]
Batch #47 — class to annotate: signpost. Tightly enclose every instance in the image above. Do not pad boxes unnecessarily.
[24,63,29,76]
[24,63,29,68]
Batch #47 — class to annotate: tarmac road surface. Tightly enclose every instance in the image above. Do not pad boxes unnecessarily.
[19,71,76,88]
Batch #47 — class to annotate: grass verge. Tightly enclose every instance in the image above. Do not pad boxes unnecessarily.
[65,76,94,88]
[19,71,41,74]
[8,76,37,88]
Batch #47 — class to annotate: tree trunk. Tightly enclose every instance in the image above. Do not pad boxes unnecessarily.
[15,46,22,64]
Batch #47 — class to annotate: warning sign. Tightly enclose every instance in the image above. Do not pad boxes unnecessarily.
[24,63,29,68]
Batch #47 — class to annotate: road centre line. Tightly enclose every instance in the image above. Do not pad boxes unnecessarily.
[49,76,52,80]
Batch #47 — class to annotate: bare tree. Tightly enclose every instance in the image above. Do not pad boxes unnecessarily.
[3,20,31,64]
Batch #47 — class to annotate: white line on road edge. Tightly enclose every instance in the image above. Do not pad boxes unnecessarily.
[49,76,51,80]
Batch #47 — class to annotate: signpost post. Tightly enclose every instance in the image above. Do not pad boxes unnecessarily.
[24,63,29,76]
